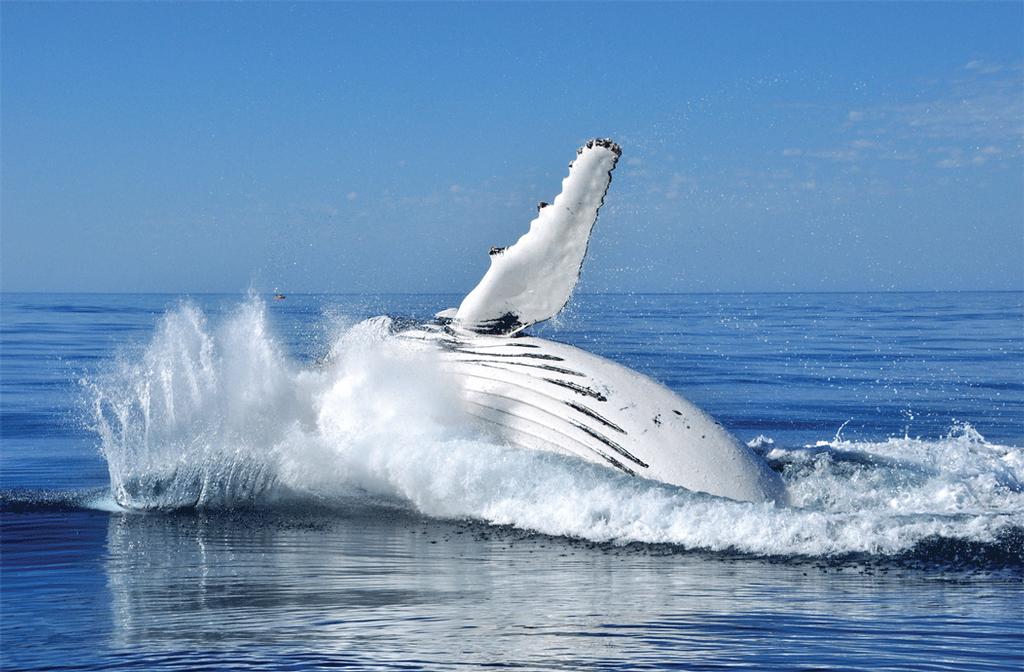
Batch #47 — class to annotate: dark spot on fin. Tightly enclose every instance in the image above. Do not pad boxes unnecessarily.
[537,201,549,211]
[488,246,506,256]
[545,378,608,402]
[672,410,683,416]
[565,401,626,434]
[578,138,623,157]
[653,414,662,427]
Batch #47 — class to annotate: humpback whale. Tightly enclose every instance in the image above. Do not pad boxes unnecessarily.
[400,139,787,505]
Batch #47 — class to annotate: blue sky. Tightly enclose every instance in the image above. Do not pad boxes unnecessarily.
[2,2,1022,293]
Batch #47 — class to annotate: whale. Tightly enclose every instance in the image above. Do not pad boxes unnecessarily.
[397,139,787,505]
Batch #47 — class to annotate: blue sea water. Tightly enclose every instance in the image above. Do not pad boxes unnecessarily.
[1,291,1022,670]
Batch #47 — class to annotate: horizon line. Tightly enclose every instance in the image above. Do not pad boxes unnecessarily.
[2,289,1023,297]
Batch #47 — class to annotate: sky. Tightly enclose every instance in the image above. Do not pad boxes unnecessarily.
[2,2,1022,294]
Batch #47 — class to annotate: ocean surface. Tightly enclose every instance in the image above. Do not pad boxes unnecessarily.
[2,291,1022,670]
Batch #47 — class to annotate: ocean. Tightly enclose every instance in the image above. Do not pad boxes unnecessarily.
[1,291,1022,670]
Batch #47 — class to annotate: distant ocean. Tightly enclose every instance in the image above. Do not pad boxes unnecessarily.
[2,291,1022,671]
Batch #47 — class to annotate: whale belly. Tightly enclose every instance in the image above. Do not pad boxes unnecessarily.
[407,327,786,504]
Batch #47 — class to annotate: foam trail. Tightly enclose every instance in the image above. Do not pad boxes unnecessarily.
[87,297,1024,557]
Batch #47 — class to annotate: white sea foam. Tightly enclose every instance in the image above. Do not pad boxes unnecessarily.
[88,297,1024,556]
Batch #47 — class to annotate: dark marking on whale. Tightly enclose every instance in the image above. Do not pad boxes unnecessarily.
[445,341,540,350]
[451,358,584,377]
[545,378,608,402]
[565,401,626,434]
[454,349,565,362]
[489,246,507,256]
[452,371,609,422]
[597,453,637,476]
[462,398,636,475]
[472,312,525,335]
[569,420,649,469]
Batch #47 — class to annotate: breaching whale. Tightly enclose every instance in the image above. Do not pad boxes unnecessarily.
[401,139,786,504]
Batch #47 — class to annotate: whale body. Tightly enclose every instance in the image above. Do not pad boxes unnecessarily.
[400,139,786,504]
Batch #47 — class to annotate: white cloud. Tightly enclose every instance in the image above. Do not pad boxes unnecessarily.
[893,71,1023,143]
[663,172,697,200]
[801,62,1023,171]
[964,59,1004,75]
[930,144,1006,169]
[805,148,860,162]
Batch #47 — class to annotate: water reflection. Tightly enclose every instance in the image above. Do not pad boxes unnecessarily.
[102,509,1021,669]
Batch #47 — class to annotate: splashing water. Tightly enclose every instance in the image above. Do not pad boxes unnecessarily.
[87,297,1024,557]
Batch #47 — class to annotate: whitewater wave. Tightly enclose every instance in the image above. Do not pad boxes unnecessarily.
[85,296,1024,557]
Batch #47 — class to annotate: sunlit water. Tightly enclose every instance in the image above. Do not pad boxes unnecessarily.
[2,292,1022,670]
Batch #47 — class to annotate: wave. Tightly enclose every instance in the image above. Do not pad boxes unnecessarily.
[81,296,1024,558]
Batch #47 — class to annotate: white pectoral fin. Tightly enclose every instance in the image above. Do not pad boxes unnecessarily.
[454,139,621,335]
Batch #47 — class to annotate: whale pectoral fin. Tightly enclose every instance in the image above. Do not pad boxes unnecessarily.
[454,139,621,336]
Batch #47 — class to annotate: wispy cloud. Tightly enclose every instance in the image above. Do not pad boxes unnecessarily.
[964,59,1005,75]
[932,144,1005,169]
[648,172,699,201]
[782,60,1023,171]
